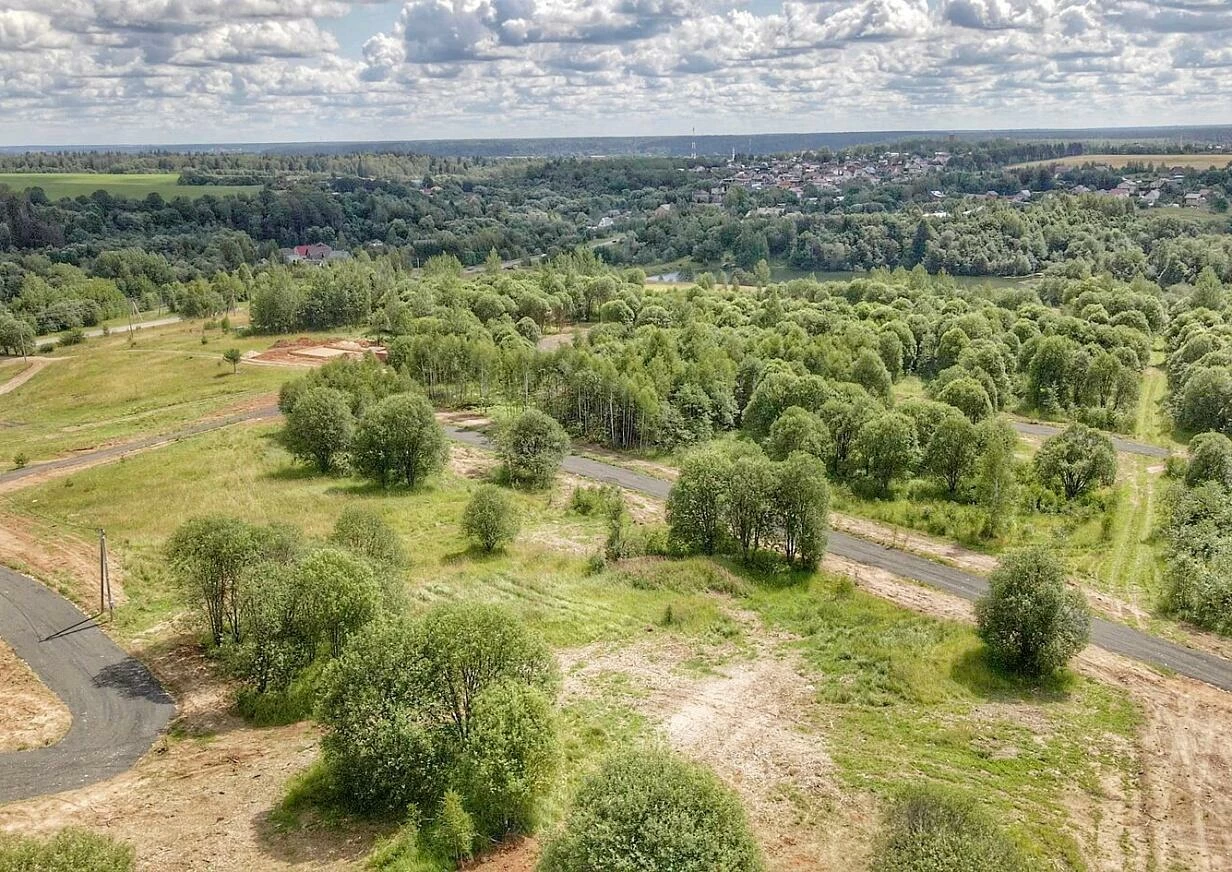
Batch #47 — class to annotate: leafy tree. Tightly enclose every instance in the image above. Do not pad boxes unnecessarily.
[539,748,764,872]
[924,415,978,495]
[223,347,242,374]
[667,447,732,554]
[1173,366,1232,434]
[775,452,830,568]
[973,417,1019,537]
[937,376,992,422]
[976,547,1090,676]
[167,516,268,646]
[855,412,919,495]
[1185,432,1232,488]
[318,603,557,818]
[352,393,447,488]
[1026,334,1076,412]
[299,548,382,658]
[463,484,520,552]
[499,409,570,488]
[231,563,314,692]
[282,386,354,473]
[765,406,834,466]
[330,506,406,567]
[725,452,777,562]
[852,347,893,399]
[1033,423,1117,499]
[871,786,1030,872]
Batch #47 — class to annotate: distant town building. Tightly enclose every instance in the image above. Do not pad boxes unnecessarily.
[279,243,352,265]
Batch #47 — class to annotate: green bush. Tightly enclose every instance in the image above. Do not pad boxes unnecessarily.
[462,484,520,552]
[431,790,476,865]
[331,506,406,567]
[870,786,1030,872]
[498,409,570,488]
[317,603,558,829]
[538,748,763,872]
[0,828,134,872]
[975,546,1090,677]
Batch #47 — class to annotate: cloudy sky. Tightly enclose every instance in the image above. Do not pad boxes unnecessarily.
[0,0,1228,146]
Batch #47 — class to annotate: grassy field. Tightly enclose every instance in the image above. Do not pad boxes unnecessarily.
[0,173,261,201]
[0,321,298,462]
[0,419,1140,868]
[1010,153,1232,170]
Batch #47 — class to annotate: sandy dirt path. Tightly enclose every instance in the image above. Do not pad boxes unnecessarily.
[0,638,70,753]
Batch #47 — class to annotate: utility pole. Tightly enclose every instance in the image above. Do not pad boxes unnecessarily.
[99,528,114,620]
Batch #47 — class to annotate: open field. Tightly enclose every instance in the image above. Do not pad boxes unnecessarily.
[0,321,296,462]
[0,420,1153,870]
[0,173,261,201]
[1010,153,1232,170]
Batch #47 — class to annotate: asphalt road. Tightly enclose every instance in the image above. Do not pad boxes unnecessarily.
[34,315,183,348]
[0,566,176,804]
[1010,420,1171,459]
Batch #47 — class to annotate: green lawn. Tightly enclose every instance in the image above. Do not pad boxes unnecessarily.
[0,173,260,201]
[0,322,295,462]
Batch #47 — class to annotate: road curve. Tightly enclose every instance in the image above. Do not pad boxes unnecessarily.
[1010,420,1171,459]
[0,566,176,804]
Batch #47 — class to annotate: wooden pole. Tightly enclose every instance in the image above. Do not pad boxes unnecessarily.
[102,530,113,620]
[99,528,106,616]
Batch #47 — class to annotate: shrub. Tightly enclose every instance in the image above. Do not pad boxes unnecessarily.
[1185,431,1232,488]
[1033,423,1117,500]
[462,484,520,552]
[570,484,623,517]
[330,506,406,567]
[0,827,134,872]
[975,546,1090,676]
[317,603,557,824]
[539,747,763,872]
[870,786,1030,872]
[282,386,354,473]
[352,393,447,488]
[12,452,27,470]
[498,409,570,488]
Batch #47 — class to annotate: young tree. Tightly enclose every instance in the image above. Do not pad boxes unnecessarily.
[725,452,777,562]
[282,387,354,473]
[298,548,383,658]
[854,412,918,495]
[775,452,830,569]
[924,414,978,495]
[318,603,557,818]
[1033,423,1117,499]
[167,516,265,646]
[222,347,242,374]
[462,484,520,552]
[975,547,1090,677]
[433,790,476,865]
[851,347,893,399]
[539,748,764,872]
[498,409,570,488]
[764,406,834,466]
[1185,431,1232,488]
[352,392,447,488]
[667,447,733,554]
[973,416,1019,538]
[937,376,993,422]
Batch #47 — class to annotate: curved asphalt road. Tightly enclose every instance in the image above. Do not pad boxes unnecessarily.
[0,566,175,803]
[1010,420,1171,459]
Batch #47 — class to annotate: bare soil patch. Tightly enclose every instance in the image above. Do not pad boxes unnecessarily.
[0,638,384,871]
[0,638,70,752]
[0,511,123,606]
[559,609,863,869]
[246,337,386,369]
[0,358,56,397]
[536,326,590,352]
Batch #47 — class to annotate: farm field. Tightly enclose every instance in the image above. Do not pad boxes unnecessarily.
[0,172,261,201]
[1010,153,1232,170]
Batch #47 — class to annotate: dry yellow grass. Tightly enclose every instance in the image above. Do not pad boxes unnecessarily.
[1011,153,1232,170]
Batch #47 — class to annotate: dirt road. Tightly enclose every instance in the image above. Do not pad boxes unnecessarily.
[0,566,175,803]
